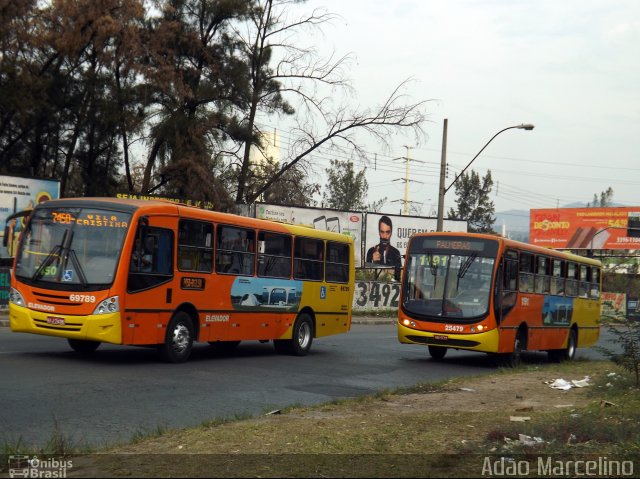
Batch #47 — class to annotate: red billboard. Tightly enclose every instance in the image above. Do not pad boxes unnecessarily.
[530,207,640,250]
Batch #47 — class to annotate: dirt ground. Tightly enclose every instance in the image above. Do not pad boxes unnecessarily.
[67,362,612,477]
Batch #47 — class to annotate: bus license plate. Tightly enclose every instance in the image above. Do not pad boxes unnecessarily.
[46,316,65,325]
[434,335,448,341]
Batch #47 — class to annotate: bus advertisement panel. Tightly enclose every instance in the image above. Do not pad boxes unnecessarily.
[255,203,363,266]
[530,207,640,250]
[9,198,355,363]
[364,213,467,268]
[1,175,60,258]
[398,232,601,364]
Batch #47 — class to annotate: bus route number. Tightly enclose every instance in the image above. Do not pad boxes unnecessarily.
[355,282,400,308]
[69,294,96,303]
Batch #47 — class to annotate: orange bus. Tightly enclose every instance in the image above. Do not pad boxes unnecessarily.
[9,198,354,362]
[398,232,601,364]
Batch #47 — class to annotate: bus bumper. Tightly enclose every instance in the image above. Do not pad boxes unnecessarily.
[9,304,122,345]
[397,321,500,353]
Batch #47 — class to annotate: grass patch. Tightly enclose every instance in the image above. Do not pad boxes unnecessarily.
[5,360,638,477]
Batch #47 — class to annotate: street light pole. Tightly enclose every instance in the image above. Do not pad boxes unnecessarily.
[436,122,535,232]
[436,119,448,231]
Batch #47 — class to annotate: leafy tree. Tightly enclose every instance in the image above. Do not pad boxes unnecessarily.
[447,169,496,233]
[587,187,614,207]
[243,156,320,207]
[0,0,427,211]
[322,159,367,210]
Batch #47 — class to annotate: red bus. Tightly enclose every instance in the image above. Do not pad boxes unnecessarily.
[9,198,355,362]
[398,232,601,364]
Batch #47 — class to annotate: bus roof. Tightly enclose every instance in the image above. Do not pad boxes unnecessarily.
[411,231,601,267]
[34,197,353,244]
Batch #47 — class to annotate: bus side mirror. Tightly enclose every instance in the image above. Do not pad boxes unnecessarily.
[2,225,8,247]
[394,266,401,282]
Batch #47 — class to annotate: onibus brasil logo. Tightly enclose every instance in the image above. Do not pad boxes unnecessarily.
[7,455,73,478]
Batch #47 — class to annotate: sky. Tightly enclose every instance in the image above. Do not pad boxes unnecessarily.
[266,0,640,218]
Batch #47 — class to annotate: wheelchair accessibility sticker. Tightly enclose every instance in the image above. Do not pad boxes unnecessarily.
[320,286,327,300]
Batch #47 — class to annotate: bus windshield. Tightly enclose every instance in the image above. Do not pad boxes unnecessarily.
[403,252,495,320]
[14,207,131,289]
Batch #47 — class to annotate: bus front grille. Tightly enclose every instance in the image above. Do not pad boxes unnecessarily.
[405,335,480,348]
[33,318,83,332]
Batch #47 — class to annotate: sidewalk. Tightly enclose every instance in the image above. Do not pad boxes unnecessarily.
[0,310,394,327]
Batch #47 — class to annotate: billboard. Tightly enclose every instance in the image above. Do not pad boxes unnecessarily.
[1,175,60,258]
[255,203,364,266]
[364,213,467,268]
[530,207,640,250]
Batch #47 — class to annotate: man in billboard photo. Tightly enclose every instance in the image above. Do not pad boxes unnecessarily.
[366,215,401,268]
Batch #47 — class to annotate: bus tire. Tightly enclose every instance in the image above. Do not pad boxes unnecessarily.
[273,313,314,356]
[68,339,100,354]
[428,345,447,360]
[500,330,525,367]
[548,329,577,363]
[159,312,194,363]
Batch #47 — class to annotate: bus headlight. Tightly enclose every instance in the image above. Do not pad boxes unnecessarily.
[9,288,25,307]
[93,296,119,315]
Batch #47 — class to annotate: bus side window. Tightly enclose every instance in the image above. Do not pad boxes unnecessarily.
[178,219,213,273]
[216,226,255,276]
[590,267,601,298]
[551,259,565,296]
[535,256,551,294]
[326,242,349,283]
[519,252,534,293]
[257,231,292,279]
[566,262,578,297]
[579,265,589,298]
[293,237,324,281]
[502,252,518,313]
[127,227,174,293]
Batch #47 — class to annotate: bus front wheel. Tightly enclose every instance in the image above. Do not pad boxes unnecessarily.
[499,330,525,367]
[159,312,194,363]
[428,345,447,360]
[68,339,100,354]
[548,329,577,362]
[274,313,314,356]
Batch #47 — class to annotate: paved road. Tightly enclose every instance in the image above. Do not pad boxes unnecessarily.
[0,320,614,449]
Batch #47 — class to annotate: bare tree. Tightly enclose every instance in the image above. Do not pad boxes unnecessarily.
[232,0,427,206]
[246,79,427,205]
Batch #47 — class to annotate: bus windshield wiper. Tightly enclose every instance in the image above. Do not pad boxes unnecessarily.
[458,254,477,279]
[32,230,67,282]
[68,249,88,287]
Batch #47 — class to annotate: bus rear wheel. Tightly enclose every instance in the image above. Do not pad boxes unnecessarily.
[159,312,194,363]
[428,345,447,360]
[548,329,577,362]
[274,313,314,356]
[68,339,101,354]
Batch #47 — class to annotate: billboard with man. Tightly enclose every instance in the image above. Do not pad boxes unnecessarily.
[364,213,467,268]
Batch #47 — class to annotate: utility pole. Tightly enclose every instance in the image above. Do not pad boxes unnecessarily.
[392,145,423,215]
[436,119,448,231]
[436,121,534,232]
